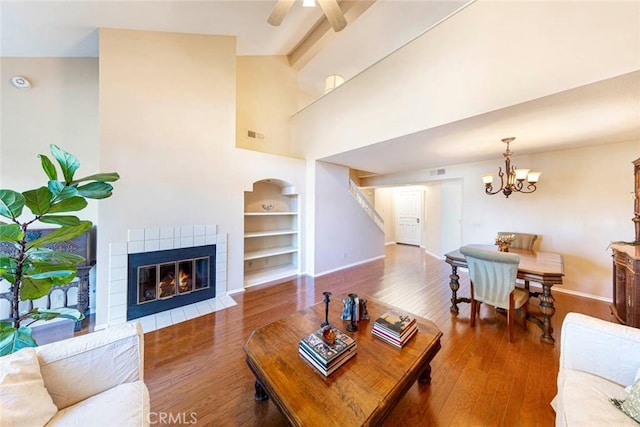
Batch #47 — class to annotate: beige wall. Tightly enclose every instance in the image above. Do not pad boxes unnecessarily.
[236,56,300,157]
[314,161,385,274]
[0,58,100,223]
[96,29,306,328]
[364,139,639,300]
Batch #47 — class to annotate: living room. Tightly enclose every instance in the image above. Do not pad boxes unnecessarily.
[1,1,639,425]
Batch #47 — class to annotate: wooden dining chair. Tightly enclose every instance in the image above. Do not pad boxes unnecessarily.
[460,245,529,342]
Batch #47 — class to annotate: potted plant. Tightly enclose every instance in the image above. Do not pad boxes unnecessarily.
[0,144,119,355]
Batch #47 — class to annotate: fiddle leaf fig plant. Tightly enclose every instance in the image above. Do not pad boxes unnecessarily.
[0,144,119,356]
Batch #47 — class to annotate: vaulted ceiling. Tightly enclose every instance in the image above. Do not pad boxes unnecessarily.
[2,1,639,177]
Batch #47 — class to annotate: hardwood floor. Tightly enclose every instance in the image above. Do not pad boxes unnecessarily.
[141,244,611,426]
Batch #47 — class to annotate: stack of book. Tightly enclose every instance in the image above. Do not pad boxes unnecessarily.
[298,327,357,376]
[372,309,418,348]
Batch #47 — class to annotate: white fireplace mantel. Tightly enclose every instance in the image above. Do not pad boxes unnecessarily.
[105,224,235,333]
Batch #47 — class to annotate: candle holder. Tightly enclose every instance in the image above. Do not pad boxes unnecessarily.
[346,293,358,332]
[321,291,331,327]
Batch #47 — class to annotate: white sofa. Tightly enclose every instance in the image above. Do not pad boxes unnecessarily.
[0,322,150,426]
[552,312,640,426]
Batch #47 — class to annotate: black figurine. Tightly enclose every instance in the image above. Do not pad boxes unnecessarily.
[360,298,370,321]
[346,293,358,332]
[321,291,332,327]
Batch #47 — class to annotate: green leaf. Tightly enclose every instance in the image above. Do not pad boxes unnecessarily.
[1,274,16,285]
[0,190,26,219]
[77,182,114,199]
[23,186,53,215]
[72,172,120,184]
[38,215,81,226]
[48,181,78,202]
[0,254,16,268]
[27,272,76,287]
[39,154,58,181]
[48,196,87,214]
[27,221,92,248]
[28,248,86,265]
[31,307,84,322]
[0,324,37,356]
[50,144,80,184]
[19,276,54,300]
[0,223,23,243]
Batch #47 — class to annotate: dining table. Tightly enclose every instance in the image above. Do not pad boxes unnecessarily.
[444,244,564,344]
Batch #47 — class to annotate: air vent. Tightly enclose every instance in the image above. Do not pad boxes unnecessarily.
[247,130,265,140]
[429,168,446,176]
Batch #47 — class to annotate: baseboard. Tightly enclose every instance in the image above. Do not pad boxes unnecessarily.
[424,248,445,260]
[544,285,612,303]
[313,255,386,278]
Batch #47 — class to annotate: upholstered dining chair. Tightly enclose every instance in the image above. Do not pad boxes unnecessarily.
[498,232,539,292]
[497,232,538,250]
[460,245,529,342]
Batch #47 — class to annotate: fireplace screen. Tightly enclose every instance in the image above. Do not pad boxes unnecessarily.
[127,245,215,321]
[138,257,209,304]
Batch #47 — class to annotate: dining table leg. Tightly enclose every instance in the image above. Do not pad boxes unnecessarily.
[538,283,556,344]
[448,264,471,313]
[449,265,460,313]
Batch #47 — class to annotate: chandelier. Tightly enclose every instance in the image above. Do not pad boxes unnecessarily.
[482,137,541,198]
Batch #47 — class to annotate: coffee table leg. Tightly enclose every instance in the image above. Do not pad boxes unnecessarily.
[254,380,269,401]
[418,364,432,384]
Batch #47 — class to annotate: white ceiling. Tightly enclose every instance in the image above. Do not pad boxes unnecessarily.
[0,0,468,97]
[321,70,640,175]
[2,1,639,178]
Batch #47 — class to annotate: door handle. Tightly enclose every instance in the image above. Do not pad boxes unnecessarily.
[416,218,420,223]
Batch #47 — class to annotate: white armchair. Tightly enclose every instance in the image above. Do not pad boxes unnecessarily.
[0,322,150,426]
[553,312,640,426]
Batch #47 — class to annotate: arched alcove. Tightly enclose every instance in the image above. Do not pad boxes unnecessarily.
[244,179,299,287]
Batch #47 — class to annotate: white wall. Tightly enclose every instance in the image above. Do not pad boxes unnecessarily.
[291,1,639,161]
[374,187,395,244]
[372,181,462,256]
[364,140,638,300]
[313,161,385,275]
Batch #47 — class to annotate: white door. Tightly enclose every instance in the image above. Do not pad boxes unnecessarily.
[395,189,423,246]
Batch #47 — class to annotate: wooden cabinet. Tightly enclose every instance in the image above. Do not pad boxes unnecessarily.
[634,157,640,242]
[610,157,640,328]
[611,244,640,328]
[244,180,299,287]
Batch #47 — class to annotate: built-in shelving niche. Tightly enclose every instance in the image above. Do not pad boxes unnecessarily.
[244,179,299,287]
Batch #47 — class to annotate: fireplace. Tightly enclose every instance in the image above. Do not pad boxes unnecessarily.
[127,245,216,320]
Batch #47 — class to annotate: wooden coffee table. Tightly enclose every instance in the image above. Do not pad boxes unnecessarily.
[243,295,442,426]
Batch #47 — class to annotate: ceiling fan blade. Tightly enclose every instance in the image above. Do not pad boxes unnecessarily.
[267,0,296,26]
[317,0,347,32]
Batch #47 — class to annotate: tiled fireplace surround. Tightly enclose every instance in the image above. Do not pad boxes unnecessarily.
[106,224,236,333]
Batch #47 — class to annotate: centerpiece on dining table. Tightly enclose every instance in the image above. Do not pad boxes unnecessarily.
[495,234,516,252]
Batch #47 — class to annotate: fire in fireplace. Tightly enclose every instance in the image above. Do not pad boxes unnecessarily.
[127,245,215,320]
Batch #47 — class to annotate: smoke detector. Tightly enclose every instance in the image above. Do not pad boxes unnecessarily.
[10,76,32,89]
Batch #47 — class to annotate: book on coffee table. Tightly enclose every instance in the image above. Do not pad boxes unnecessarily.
[299,326,357,375]
[372,309,418,348]
[299,345,357,376]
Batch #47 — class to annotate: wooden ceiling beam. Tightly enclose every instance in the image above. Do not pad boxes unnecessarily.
[287,1,376,70]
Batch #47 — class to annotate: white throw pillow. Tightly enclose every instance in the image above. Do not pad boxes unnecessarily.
[0,347,58,426]
[625,367,640,393]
